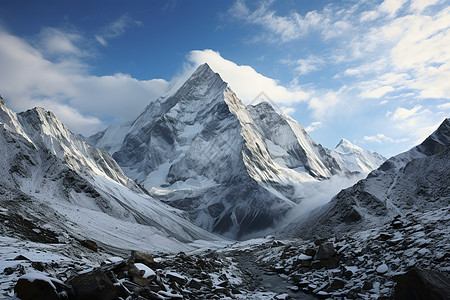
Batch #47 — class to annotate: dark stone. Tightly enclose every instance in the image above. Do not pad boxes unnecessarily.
[330,278,346,291]
[378,233,394,240]
[68,269,122,300]
[315,242,335,260]
[131,250,156,268]
[305,248,316,257]
[13,255,30,261]
[3,267,15,275]
[394,267,450,300]
[324,257,340,269]
[14,274,69,300]
[392,220,404,229]
[343,270,353,279]
[188,279,203,290]
[167,273,187,285]
[311,261,322,269]
[217,280,229,287]
[363,281,373,291]
[31,261,46,272]
[79,239,98,252]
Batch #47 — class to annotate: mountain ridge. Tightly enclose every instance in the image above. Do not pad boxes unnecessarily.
[88,63,386,239]
[280,117,450,239]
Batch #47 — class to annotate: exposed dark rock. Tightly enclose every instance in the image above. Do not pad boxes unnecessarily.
[79,239,98,252]
[314,242,335,260]
[330,278,346,291]
[15,274,69,300]
[13,255,30,261]
[132,250,156,268]
[394,267,450,300]
[68,269,122,300]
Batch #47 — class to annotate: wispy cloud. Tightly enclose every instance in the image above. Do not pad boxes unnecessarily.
[305,121,322,132]
[95,14,143,47]
[282,55,325,75]
[228,0,324,43]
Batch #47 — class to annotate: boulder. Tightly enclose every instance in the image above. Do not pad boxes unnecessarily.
[68,269,122,300]
[315,242,335,260]
[305,248,316,257]
[330,278,346,291]
[79,239,98,252]
[394,267,450,300]
[14,273,69,300]
[131,250,156,268]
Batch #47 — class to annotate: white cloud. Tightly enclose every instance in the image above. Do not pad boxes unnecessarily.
[95,14,143,47]
[291,55,325,75]
[0,28,168,135]
[360,11,379,22]
[360,85,395,98]
[305,121,322,132]
[437,102,450,109]
[379,0,407,18]
[38,28,85,57]
[391,105,423,121]
[409,0,442,13]
[187,49,309,104]
[364,133,394,143]
[228,0,329,42]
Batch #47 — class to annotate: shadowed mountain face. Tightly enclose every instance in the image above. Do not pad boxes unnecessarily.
[89,64,385,239]
[281,118,450,239]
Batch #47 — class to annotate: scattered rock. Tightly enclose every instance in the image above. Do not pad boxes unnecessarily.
[377,263,389,274]
[166,272,187,286]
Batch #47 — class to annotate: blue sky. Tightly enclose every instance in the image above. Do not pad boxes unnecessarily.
[0,0,449,157]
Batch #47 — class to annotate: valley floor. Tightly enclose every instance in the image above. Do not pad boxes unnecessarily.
[1,205,449,299]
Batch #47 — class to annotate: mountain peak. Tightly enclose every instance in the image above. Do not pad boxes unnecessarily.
[417,117,450,156]
[336,138,352,148]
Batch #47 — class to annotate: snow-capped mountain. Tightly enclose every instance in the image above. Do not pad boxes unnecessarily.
[281,118,450,238]
[0,96,218,253]
[327,138,386,174]
[89,63,384,239]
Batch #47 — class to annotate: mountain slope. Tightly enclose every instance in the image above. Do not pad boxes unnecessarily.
[0,96,218,253]
[89,64,383,239]
[281,118,450,238]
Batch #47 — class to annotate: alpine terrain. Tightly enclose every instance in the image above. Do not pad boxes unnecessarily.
[281,117,450,238]
[89,63,385,239]
[0,64,448,300]
[0,96,217,254]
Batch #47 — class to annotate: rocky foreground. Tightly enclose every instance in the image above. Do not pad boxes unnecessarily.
[2,206,450,299]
